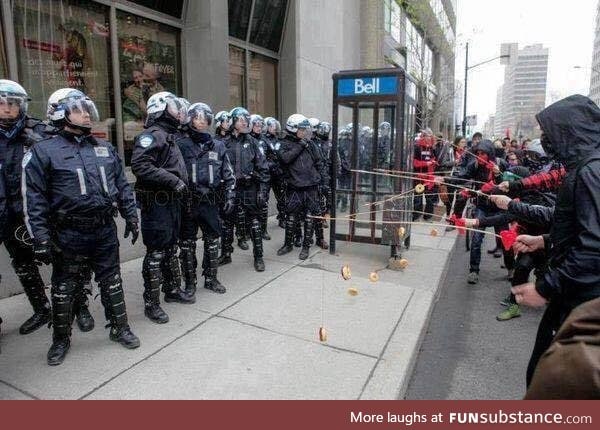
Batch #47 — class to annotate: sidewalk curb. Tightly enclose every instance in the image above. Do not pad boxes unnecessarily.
[359,232,459,400]
[396,234,459,399]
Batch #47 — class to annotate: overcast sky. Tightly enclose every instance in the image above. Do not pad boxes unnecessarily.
[455,0,597,130]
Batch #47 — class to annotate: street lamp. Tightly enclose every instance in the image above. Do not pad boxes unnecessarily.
[462,42,510,137]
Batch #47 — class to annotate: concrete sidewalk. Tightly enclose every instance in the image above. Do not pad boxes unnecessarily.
[0,218,456,400]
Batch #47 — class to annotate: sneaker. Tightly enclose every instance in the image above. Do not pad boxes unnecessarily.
[500,294,513,307]
[467,272,479,285]
[496,304,521,321]
[487,247,499,255]
[493,250,502,258]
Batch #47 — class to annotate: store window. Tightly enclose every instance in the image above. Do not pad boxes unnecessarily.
[117,11,181,164]
[12,0,113,139]
[129,1,185,19]
[228,0,253,40]
[249,0,287,52]
[248,52,277,117]
[229,45,246,107]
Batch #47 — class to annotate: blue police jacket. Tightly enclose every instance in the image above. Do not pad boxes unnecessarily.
[22,131,138,243]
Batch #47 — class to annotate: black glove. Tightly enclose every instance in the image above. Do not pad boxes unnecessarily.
[257,190,268,208]
[124,219,139,245]
[174,180,188,194]
[223,198,236,215]
[299,139,309,148]
[33,241,52,266]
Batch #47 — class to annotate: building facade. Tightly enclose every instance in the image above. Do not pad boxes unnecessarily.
[494,43,549,140]
[0,0,457,162]
[590,0,600,105]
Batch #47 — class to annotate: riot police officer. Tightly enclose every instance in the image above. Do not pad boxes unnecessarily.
[1,80,95,335]
[131,91,194,325]
[218,107,270,272]
[263,117,286,228]
[177,103,235,297]
[337,125,352,212]
[23,89,140,365]
[214,111,231,144]
[276,114,325,260]
[0,166,6,350]
[250,114,271,241]
[313,121,333,249]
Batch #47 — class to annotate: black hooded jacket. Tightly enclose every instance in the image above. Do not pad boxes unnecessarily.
[534,95,600,307]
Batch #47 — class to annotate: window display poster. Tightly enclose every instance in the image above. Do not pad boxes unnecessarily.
[13,0,113,129]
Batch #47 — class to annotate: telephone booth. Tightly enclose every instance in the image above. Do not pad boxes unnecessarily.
[329,68,418,259]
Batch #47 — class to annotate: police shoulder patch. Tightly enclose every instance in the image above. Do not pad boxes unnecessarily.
[138,134,154,148]
[22,151,33,168]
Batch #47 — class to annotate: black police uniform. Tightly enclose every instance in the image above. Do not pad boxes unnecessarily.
[219,132,270,270]
[23,131,140,360]
[277,133,325,258]
[264,132,287,226]
[131,119,193,322]
[251,131,271,239]
[0,118,53,334]
[177,130,235,295]
[0,167,5,346]
[337,132,352,211]
[313,135,332,248]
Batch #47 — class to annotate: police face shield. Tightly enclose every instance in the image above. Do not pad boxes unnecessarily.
[234,113,251,134]
[189,106,213,132]
[66,98,99,130]
[267,119,281,136]
[163,96,185,124]
[252,120,264,135]
[0,94,27,128]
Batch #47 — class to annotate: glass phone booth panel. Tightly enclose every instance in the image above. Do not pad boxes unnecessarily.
[330,68,417,259]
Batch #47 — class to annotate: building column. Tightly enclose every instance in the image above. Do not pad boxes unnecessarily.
[183,0,229,109]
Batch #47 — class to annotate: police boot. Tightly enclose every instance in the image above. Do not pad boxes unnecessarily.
[261,205,271,240]
[250,220,266,272]
[15,263,51,335]
[277,215,296,256]
[203,238,226,294]
[219,221,234,266]
[100,275,140,350]
[236,205,250,250]
[315,220,329,250]
[179,239,198,300]
[73,286,94,332]
[47,280,75,366]
[293,218,303,247]
[163,246,195,304]
[73,265,95,332]
[142,251,169,324]
[299,219,315,260]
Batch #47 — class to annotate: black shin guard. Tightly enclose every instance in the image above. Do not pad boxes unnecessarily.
[179,239,197,294]
[142,250,164,307]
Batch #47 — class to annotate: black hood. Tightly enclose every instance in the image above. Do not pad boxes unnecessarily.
[535,94,600,168]
[475,139,496,161]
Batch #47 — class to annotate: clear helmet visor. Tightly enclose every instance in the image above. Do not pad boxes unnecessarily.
[188,106,214,132]
[164,97,186,124]
[234,113,251,133]
[0,95,27,126]
[66,98,99,125]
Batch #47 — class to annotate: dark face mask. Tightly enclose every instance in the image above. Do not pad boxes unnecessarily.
[540,133,554,158]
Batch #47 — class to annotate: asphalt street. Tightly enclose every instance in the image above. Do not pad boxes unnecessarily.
[405,234,544,400]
